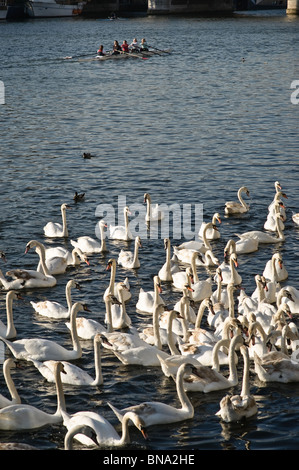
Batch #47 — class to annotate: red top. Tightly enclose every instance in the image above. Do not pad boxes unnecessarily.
[122,43,129,52]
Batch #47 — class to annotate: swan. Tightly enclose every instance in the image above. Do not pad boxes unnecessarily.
[37,247,89,275]
[109,283,132,330]
[0,359,21,408]
[118,236,142,269]
[0,302,87,362]
[292,213,299,226]
[211,267,229,315]
[198,212,221,240]
[210,282,237,332]
[30,334,104,386]
[215,251,242,286]
[0,291,21,339]
[247,317,269,359]
[189,252,213,301]
[144,192,164,222]
[224,186,250,215]
[0,240,57,290]
[216,345,257,422]
[234,234,259,254]
[236,212,285,244]
[104,258,131,303]
[107,362,201,427]
[279,285,299,314]
[262,252,288,283]
[109,206,133,241]
[0,361,66,430]
[61,408,147,448]
[172,266,194,291]
[253,351,299,383]
[187,298,218,347]
[174,222,217,257]
[136,275,165,314]
[30,279,81,319]
[178,334,244,393]
[43,203,71,238]
[71,220,108,254]
[264,194,287,231]
[158,238,180,282]
[172,284,197,325]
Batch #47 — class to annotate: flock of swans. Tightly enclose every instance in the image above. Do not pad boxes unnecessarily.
[0,182,298,450]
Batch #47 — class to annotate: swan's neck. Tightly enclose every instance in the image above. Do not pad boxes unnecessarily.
[153,304,162,350]
[3,360,20,404]
[176,366,193,414]
[195,302,208,329]
[100,225,107,252]
[229,257,238,285]
[65,282,73,311]
[0,269,10,290]
[181,297,191,341]
[93,338,103,386]
[212,338,230,371]
[216,276,222,303]
[202,224,212,250]
[276,217,285,241]
[167,312,181,355]
[5,293,17,338]
[146,196,152,220]
[227,336,241,384]
[124,210,129,234]
[251,322,267,345]
[35,244,52,277]
[54,364,66,416]
[227,286,235,318]
[190,256,199,283]
[240,346,250,397]
[70,305,82,356]
[108,262,116,296]
[238,188,248,209]
[61,206,68,237]
[119,412,136,446]
[271,257,279,282]
[257,280,266,304]
[105,300,113,333]
[132,240,140,267]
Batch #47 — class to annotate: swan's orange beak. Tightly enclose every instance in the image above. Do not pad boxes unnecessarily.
[233,259,239,268]
[85,258,90,266]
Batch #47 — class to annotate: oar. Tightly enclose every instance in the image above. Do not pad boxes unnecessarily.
[148,45,171,54]
[120,50,149,60]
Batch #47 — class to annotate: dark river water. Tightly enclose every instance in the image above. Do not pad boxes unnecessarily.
[0,8,299,455]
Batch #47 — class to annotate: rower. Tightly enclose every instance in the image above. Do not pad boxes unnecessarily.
[140,38,148,51]
[97,45,106,56]
[121,40,129,53]
[129,38,139,53]
[112,40,122,55]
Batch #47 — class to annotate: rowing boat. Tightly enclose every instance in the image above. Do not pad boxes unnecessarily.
[77,49,171,62]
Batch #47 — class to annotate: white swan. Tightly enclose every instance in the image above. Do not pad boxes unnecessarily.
[104,258,131,303]
[71,220,108,254]
[0,361,66,430]
[236,212,285,244]
[264,193,287,231]
[211,268,229,315]
[216,345,257,422]
[109,206,133,241]
[172,266,194,291]
[279,285,299,314]
[43,203,71,238]
[174,222,217,257]
[292,213,299,226]
[30,334,104,386]
[0,359,21,408]
[144,192,164,222]
[189,252,213,301]
[158,238,180,282]
[61,408,147,448]
[0,291,21,339]
[172,284,197,325]
[0,302,87,362]
[109,283,132,330]
[0,240,57,290]
[253,351,299,383]
[30,279,81,319]
[118,236,142,269]
[37,247,89,275]
[262,252,288,283]
[179,334,243,393]
[224,186,250,215]
[136,275,165,314]
[234,234,259,254]
[215,251,242,286]
[107,362,201,427]
[198,213,221,240]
